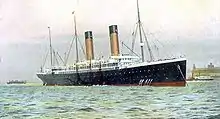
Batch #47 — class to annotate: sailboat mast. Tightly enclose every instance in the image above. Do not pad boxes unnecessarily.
[48,26,53,67]
[137,0,145,62]
[73,11,79,63]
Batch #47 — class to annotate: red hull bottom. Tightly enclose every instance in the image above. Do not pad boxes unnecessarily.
[150,81,186,87]
[45,81,186,87]
[112,81,186,87]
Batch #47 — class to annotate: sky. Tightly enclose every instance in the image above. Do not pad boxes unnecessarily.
[0,0,220,43]
[0,0,220,83]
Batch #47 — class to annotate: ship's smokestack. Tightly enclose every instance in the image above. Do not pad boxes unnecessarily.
[109,25,120,56]
[85,31,94,60]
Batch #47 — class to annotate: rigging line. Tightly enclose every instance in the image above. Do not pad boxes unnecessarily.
[142,31,165,59]
[141,24,165,56]
[131,23,137,48]
[140,23,154,61]
[64,35,76,65]
[121,29,136,54]
[158,39,175,58]
[151,30,178,58]
[77,38,86,58]
[42,50,49,68]
[57,52,65,65]
[148,32,165,48]
[142,45,155,62]
[154,44,160,59]
[146,34,160,58]
[53,49,59,66]
[149,33,172,58]
[146,33,158,48]
[147,33,170,58]
[121,41,141,58]
[53,49,56,66]
[167,37,183,57]
[121,41,124,54]
[143,34,158,54]
[64,52,67,63]
[131,23,138,55]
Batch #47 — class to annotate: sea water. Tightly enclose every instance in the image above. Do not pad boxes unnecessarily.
[0,81,220,119]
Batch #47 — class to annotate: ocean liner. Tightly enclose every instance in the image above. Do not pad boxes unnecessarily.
[37,0,187,86]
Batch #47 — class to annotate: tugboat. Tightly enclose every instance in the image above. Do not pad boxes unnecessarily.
[36,0,187,86]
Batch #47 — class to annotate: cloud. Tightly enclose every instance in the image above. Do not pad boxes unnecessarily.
[0,0,220,43]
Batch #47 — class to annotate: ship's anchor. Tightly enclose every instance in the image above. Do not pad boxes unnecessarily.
[177,65,185,80]
[177,65,187,86]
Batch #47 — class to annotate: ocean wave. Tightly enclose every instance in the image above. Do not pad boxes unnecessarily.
[77,107,97,112]
[125,107,146,112]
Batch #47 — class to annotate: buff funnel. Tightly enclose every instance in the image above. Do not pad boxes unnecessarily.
[85,31,94,60]
[109,25,120,56]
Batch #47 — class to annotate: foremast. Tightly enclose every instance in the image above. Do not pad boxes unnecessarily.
[136,0,154,62]
[136,0,144,62]
[73,11,79,64]
[48,26,53,67]
[72,11,80,85]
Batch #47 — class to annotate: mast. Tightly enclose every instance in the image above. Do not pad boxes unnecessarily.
[72,11,80,85]
[137,0,145,62]
[48,26,53,67]
[72,11,79,63]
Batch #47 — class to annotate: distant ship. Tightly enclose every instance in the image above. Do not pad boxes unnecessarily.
[36,0,187,86]
[7,80,26,84]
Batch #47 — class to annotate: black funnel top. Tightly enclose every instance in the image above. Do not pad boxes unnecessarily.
[109,25,118,34]
[85,31,93,39]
